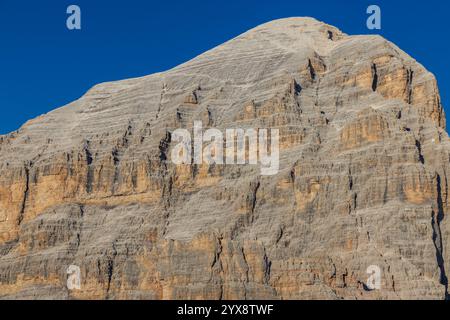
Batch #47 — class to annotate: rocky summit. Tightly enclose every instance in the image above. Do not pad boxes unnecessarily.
[0,17,449,300]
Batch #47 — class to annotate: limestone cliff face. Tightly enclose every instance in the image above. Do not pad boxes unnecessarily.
[0,17,449,299]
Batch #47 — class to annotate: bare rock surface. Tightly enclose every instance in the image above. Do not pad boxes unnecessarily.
[0,17,449,299]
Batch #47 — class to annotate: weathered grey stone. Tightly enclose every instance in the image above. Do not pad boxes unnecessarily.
[0,17,448,300]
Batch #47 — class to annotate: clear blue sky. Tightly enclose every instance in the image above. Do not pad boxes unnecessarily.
[1,0,449,134]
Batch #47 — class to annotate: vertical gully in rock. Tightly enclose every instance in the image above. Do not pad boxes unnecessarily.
[371,64,378,92]
[407,68,414,104]
[308,59,316,81]
[432,174,449,299]
[17,164,30,225]
[84,142,94,193]
[106,241,118,296]
[415,140,425,164]
[249,181,261,224]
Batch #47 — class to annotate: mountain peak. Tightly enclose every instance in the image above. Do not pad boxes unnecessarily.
[250,16,340,32]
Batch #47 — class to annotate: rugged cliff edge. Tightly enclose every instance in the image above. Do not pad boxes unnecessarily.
[0,17,449,299]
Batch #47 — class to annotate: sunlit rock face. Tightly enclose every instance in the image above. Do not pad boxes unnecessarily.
[0,17,448,300]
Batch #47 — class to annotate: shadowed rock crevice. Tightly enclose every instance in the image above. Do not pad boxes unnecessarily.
[84,142,94,194]
[308,59,316,81]
[371,63,378,92]
[106,242,118,295]
[17,165,30,225]
[415,140,425,164]
[433,174,449,299]
[406,68,414,104]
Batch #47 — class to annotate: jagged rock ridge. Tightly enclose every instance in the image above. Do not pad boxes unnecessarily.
[0,17,449,299]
